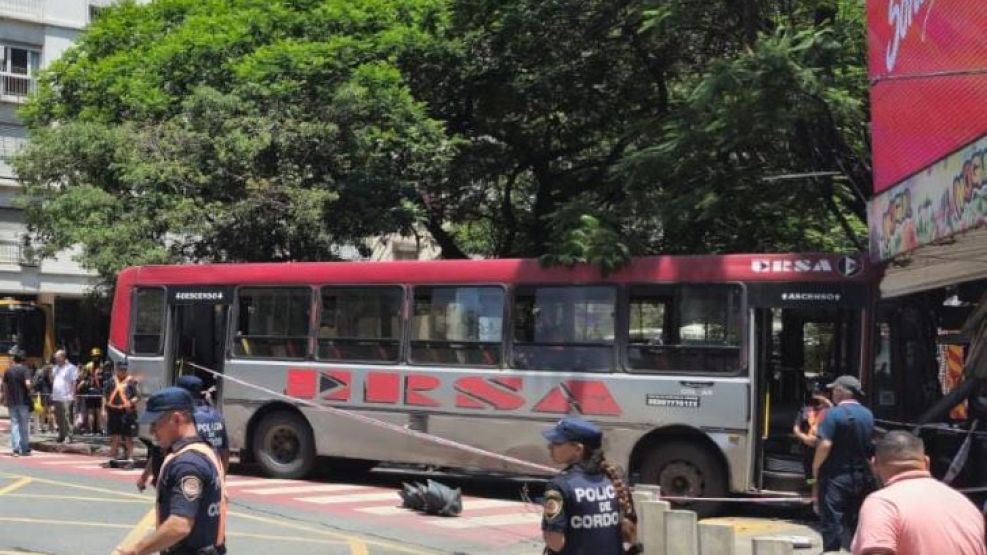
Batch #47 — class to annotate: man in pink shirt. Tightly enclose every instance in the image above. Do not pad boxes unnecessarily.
[852,430,986,555]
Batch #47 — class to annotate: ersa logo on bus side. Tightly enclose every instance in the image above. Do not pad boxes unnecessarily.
[750,255,861,278]
[284,369,624,416]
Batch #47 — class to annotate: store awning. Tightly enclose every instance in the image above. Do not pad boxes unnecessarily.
[881,226,987,298]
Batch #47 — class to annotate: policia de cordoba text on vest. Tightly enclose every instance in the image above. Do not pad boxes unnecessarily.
[567,485,621,529]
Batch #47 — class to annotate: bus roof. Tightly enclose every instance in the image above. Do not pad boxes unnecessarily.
[110,253,874,353]
[115,253,873,288]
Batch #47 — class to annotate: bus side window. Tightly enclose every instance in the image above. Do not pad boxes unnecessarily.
[233,287,311,359]
[627,284,742,374]
[317,287,403,364]
[132,288,165,355]
[512,286,616,372]
[410,286,504,367]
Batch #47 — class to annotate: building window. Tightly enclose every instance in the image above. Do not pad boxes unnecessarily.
[0,125,27,178]
[0,46,40,98]
[89,4,110,22]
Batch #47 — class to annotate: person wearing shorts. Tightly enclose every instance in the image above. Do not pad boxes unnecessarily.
[103,359,139,466]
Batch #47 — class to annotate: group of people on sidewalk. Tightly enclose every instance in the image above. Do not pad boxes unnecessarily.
[1,346,141,462]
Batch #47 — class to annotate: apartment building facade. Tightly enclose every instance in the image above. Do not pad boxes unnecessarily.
[0,0,113,359]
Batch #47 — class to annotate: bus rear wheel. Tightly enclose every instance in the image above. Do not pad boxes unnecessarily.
[252,411,316,480]
[640,441,726,518]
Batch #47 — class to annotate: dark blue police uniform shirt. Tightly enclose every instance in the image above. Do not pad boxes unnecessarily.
[193,401,229,452]
[541,465,622,555]
[816,401,874,475]
[157,438,223,550]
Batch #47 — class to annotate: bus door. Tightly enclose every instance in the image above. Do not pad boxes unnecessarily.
[748,283,866,492]
[165,287,234,400]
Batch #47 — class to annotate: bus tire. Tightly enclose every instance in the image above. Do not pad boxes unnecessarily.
[640,441,726,517]
[252,411,316,480]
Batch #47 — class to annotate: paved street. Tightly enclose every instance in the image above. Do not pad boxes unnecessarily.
[0,419,822,555]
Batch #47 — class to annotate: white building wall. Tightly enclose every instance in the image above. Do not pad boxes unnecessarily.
[0,0,95,298]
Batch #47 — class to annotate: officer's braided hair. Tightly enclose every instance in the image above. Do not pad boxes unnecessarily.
[582,446,638,544]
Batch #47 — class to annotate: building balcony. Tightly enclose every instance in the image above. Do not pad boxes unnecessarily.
[0,241,37,267]
[0,0,45,21]
[0,73,37,102]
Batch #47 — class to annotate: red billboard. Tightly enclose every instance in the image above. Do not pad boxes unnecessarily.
[868,0,987,193]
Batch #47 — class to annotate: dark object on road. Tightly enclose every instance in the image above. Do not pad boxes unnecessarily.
[399,480,462,516]
[399,482,427,510]
[423,479,462,517]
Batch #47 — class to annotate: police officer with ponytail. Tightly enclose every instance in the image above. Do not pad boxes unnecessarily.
[541,416,640,555]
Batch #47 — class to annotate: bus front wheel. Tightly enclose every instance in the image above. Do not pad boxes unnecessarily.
[252,411,316,480]
[640,441,726,517]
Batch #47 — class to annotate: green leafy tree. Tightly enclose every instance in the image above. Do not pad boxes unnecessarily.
[17,0,871,279]
[16,0,457,279]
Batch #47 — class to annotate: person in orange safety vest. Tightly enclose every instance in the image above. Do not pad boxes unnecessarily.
[103,359,140,466]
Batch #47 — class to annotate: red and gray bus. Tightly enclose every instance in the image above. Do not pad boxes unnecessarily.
[108,253,875,512]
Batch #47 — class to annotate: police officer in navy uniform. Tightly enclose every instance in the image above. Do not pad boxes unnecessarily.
[176,375,230,473]
[541,416,639,555]
[117,387,226,555]
[138,376,230,492]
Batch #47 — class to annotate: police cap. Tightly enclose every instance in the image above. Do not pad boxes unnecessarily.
[541,416,603,447]
[176,375,203,394]
[139,387,195,424]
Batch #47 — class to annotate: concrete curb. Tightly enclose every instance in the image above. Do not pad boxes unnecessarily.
[29,439,104,456]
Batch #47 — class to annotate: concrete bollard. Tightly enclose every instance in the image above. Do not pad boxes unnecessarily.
[751,537,794,555]
[636,484,662,498]
[633,487,658,507]
[698,522,735,555]
[664,509,698,555]
[638,499,670,555]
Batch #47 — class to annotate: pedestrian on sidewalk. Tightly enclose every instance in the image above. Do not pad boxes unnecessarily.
[812,375,877,552]
[1,347,33,456]
[51,349,78,443]
[116,387,226,555]
[104,359,139,466]
[76,347,104,435]
[33,357,54,433]
[851,430,986,555]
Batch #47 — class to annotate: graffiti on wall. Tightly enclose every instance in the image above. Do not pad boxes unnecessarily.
[869,135,987,262]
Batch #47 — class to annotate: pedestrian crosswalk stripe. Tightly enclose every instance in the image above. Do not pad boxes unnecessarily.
[427,513,540,529]
[224,478,297,488]
[458,499,523,510]
[41,460,95,466]
[241,483,371,495]
[297,492,398,505]
[350,498,522,516]
[356,506,407,516]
